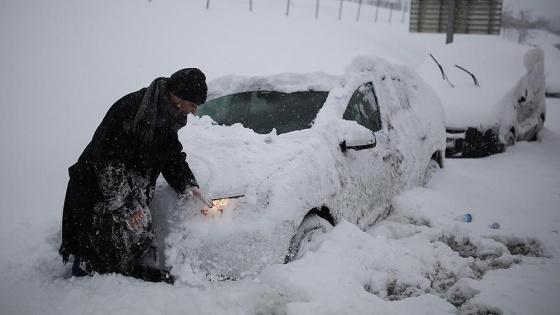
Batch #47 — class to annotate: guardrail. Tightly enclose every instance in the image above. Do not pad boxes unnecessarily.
[203,0,409,23]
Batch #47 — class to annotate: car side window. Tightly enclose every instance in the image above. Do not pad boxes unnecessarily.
[343,82,382,133]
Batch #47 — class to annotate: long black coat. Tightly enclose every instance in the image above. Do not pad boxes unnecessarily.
[59,87,197,275]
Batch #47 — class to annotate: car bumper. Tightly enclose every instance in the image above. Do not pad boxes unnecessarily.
[445,127,503,158]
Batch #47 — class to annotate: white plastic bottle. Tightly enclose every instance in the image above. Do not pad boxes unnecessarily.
[454,213,473,222]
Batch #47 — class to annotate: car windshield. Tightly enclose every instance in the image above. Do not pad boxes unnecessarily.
[195,90,329,134]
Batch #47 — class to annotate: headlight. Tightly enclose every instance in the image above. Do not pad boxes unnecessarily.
[201,195,244,217]
[201,198,229,217]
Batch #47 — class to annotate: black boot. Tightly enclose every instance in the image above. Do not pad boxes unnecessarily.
[132,265,176,284]
[71,255,90,277]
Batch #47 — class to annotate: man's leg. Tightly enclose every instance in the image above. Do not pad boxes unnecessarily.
[84,209,154,276]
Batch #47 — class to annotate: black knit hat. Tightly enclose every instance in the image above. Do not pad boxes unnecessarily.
[167,68,208,105]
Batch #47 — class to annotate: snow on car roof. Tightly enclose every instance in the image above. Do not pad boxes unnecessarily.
[417,37,541,128]
[206,71,342,101]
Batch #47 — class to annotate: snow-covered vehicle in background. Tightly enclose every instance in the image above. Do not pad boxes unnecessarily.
[418,38,546,158]
[145,56,446,280]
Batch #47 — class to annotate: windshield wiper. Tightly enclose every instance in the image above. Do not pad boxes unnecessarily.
[455,64,480,87]
[429,54,454,88]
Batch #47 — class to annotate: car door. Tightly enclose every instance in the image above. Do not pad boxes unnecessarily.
[339,82,394,229]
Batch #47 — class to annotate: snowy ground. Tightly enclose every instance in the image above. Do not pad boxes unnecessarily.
[1,1,560,314]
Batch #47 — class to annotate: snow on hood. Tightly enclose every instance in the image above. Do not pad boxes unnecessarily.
[182,117,315,200]
[417,37,542,129]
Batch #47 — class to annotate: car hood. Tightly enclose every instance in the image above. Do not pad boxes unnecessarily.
[180,116,316,200]
[417,37,541,129]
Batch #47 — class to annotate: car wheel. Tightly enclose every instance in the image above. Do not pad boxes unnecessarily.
[420,159,440,186]
[284,213,333,263]
[505,131,516,148]
[530,115,545,141]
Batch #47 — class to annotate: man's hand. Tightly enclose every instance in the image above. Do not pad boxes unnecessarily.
[184,187,213,207]
[127,209,146,230]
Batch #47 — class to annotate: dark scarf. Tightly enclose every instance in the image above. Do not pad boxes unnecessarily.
[132,78,188,145]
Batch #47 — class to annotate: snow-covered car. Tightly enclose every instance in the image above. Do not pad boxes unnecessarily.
[418,38,546,158]
[146,56,445,280]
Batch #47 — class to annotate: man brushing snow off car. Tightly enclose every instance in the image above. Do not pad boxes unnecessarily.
[59,68,211,282]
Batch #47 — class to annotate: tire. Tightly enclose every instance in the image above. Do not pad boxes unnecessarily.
[505,131,516,148]
[530,115,545,141]
[284,214,333,263]
[420,159,440,186]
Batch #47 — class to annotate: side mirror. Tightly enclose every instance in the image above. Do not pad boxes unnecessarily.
[340,134,376,152]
